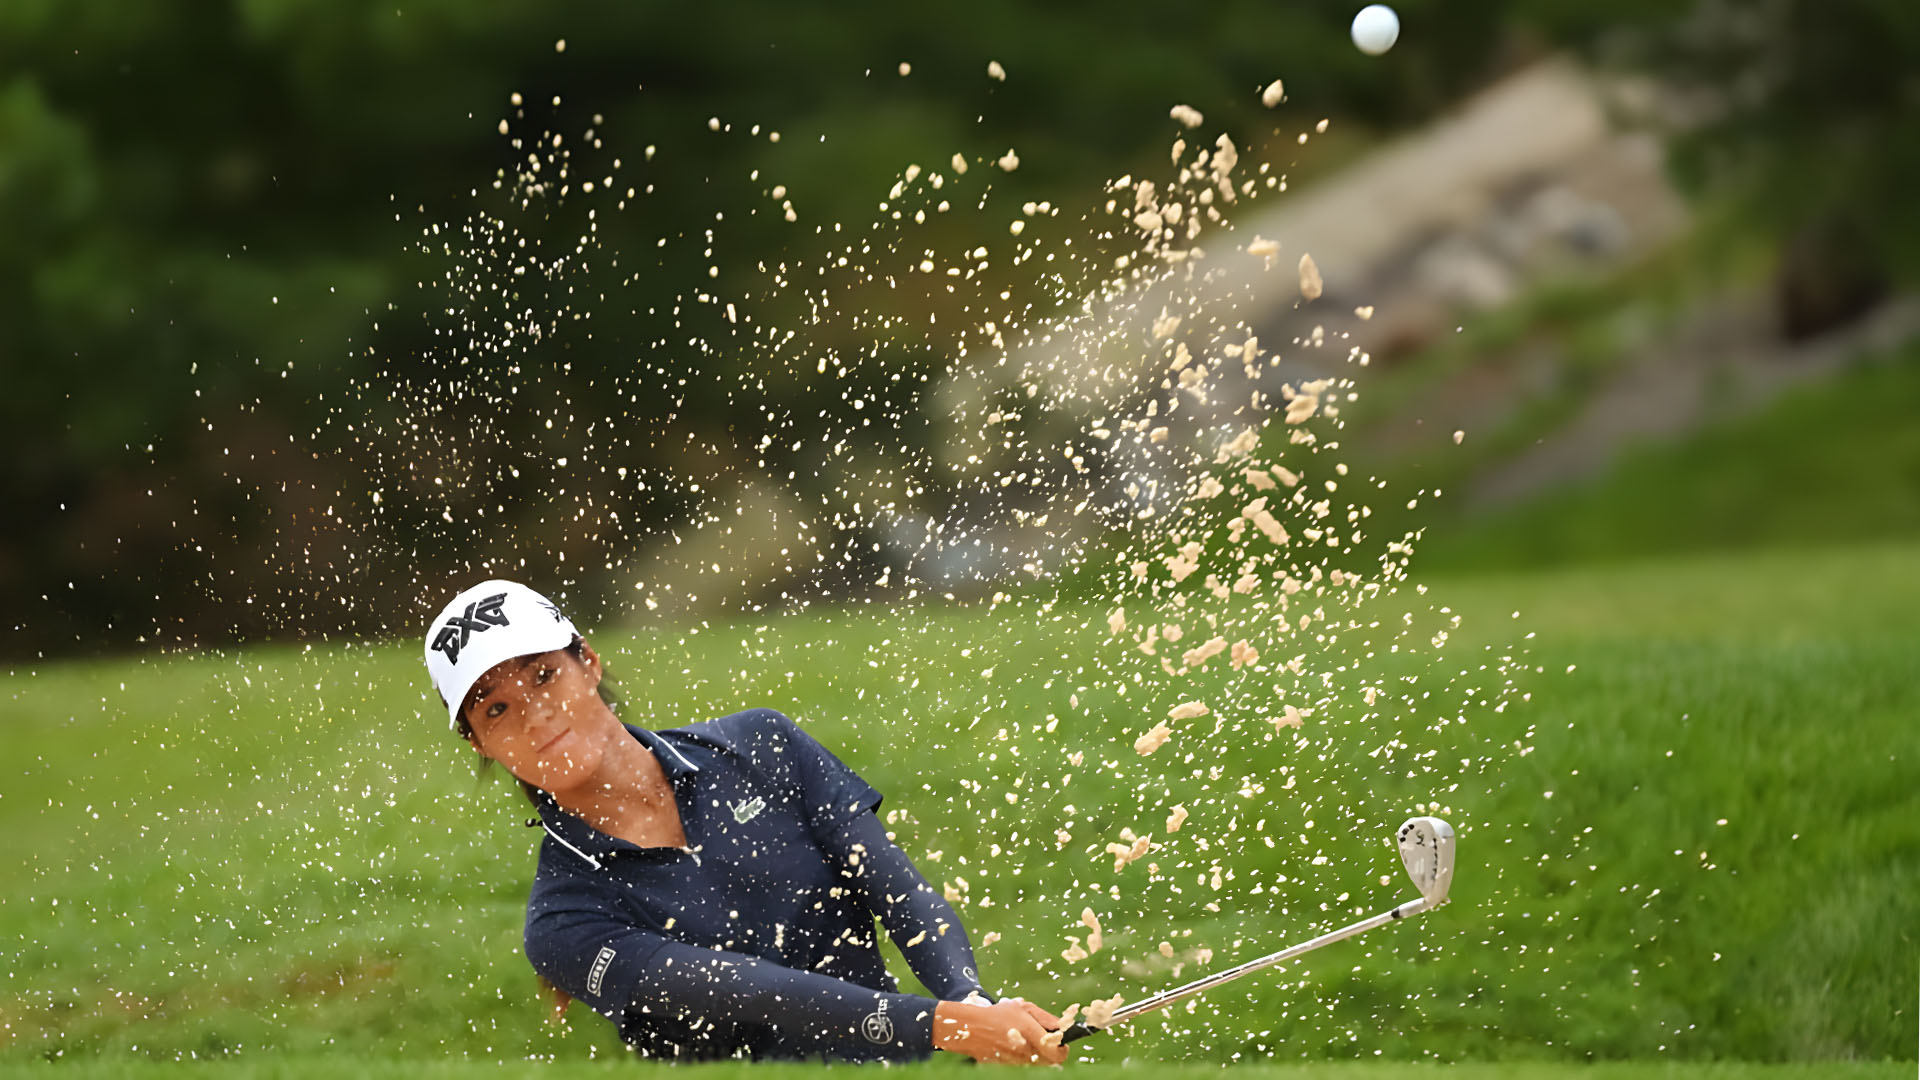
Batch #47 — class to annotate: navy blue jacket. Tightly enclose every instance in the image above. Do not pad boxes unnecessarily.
[521,708,990,1061]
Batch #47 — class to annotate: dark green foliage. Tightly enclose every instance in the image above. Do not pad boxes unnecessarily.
[6,0,1920,661]
[0,0,1519,656]
[1531,1,1920,343]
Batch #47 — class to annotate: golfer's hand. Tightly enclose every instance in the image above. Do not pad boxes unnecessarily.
[932,998,1070,1064]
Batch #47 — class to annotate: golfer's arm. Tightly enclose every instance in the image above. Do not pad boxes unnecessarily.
[624,940,941,1060]
[828,810,992,1002]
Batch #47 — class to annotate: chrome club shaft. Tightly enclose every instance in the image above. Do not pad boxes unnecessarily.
[1058,816,1454,1044]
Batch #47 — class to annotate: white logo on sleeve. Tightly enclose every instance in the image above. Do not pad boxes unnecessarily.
[587,946,617,996]
[731,796,766,824]
[861,996,894,1044]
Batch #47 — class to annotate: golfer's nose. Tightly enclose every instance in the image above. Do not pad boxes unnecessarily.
[519,693,561,731]
[523,712,569,753]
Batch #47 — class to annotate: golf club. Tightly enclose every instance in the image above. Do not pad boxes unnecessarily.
[1057,815,1455,1044]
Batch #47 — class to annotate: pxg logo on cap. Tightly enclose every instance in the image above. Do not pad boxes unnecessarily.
[430,592,509,665]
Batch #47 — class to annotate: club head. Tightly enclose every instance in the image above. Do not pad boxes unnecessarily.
[1396,816,1455,907]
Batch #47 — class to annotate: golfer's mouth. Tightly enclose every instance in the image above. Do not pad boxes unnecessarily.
[536,728,572,754]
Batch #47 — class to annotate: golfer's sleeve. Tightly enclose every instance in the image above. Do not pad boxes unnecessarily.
[748,709,883,840]
[826,810,993,1004]
[525,906,940,1060]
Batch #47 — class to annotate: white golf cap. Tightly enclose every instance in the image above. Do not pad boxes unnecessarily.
[423,579,580,731]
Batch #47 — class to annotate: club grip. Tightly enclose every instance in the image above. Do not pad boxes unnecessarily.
[1059,1021,1098,1044]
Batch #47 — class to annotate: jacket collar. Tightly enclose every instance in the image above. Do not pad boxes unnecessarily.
[628,722,703,779]
[529,723,701,869]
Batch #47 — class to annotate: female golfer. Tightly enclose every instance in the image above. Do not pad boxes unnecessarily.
[424,580,1070,1064]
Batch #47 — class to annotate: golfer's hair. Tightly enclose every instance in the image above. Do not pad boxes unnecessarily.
[455,634,621,807]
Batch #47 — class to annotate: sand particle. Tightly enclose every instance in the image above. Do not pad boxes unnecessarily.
[1080,908,1104,953]
[1134,722,1173,756]
[1298,252,1323,300]
[1084,993,1127,1028]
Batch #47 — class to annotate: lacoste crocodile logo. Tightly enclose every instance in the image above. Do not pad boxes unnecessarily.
[731,796,766,824]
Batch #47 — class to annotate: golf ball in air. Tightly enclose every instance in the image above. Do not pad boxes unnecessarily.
[1351,4,1400,55]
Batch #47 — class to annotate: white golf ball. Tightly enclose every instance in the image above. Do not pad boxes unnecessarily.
[1351,4,1400,56]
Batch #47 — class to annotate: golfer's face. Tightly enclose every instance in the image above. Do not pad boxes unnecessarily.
[464,648,606,790]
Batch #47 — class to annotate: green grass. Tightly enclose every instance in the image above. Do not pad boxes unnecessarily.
[3,544,1917,1067]
[1413,348,1920,571]
[0,1061,1908,1079]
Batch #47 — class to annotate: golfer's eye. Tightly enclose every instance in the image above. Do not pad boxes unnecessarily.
[535,667,555,684]
[486,702,508,719]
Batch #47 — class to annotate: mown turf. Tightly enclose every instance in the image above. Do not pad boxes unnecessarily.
[1411,344,1920,573]
[0,1060,1911,1079]
[3,544,1917,1067]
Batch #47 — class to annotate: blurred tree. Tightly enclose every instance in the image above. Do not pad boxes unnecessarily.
[1519,0,1919,336]
[29,0,1906,654]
